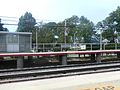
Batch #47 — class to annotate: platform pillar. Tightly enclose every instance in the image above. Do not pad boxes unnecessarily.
[96,53,101,63]
[59,55,67,65]
[28,56,33,60]
[90,54,95,62]
[117,53,120,58]
[17,57,24,68]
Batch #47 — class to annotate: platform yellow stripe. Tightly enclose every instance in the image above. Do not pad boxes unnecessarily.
[78,83,120,90]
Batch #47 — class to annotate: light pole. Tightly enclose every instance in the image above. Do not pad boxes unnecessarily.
[99,23,108,50]
[35,26,38,52]
[64,20,67,45]
[73,31,77,44]
[35,24,39,52]
[35,21,43,52]
[113,21,118,43]
[54,35,59,43]
[114,30,118,43]
[99,28,103,50]
[64,20,68,50]
[74,33,76,44]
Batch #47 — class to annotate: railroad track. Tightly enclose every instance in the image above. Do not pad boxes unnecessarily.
[0,61,120,73]
[0,61,120,84]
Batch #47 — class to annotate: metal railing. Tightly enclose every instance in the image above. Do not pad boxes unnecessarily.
[32,43,120,52]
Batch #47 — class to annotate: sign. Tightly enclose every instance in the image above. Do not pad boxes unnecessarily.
[80,44,86,50]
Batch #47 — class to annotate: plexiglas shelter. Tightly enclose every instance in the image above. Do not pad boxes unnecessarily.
[0,31,32,52]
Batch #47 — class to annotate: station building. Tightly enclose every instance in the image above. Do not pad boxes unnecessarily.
[0,31,32,52]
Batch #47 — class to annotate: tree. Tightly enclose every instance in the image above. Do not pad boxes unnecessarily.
[55,16,94,43]
[66,15,80,25]
[55,22,65,43]
[34,22,57,43]
[104,6,120,32]
[33,15,94,43]
[65,15,80,43]
[0,19,3,31]
[0,18,9,31]
[102,28,114,42]
[17,12,36,32]
[38,28,53,43]
[96,6,120,43]
[78,16,94,43]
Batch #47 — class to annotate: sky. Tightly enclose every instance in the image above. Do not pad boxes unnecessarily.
[0,0,120,32]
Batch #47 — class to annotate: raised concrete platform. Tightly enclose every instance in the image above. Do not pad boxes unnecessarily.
[0,50,120,56]
[1,71,120,90]
[1,50,120,68]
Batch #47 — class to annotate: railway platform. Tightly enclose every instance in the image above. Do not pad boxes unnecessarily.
[0,50,120,68]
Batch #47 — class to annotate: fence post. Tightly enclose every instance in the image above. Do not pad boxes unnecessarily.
[104,44,105,50]
[61,43,62,51]
[90,43,92,50]
[115,43,117,49]
[43,43,45,52]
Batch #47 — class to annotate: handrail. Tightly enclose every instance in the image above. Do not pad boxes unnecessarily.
[32,43,120,52]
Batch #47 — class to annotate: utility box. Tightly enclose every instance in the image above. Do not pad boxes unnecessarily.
[0,31,32,52]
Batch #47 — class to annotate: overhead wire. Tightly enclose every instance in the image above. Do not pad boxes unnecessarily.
[0,16,69,27]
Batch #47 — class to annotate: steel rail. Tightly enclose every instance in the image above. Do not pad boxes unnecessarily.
[0,62,120,84]
[0,61,120,73]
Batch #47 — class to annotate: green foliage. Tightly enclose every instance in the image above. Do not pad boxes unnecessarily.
[0,23,3,31]
[106,6,120,32]
[102,29,114,42]
[66,15,80,25]
[19,6,120,44]
[17,12,36,32]
[32,15,94,43]
[96,6,120,43]
[78,16,94,43]
[57,15,94,43]
[38,28,53,43]
[17,12,94,43]
[0,19,9,31]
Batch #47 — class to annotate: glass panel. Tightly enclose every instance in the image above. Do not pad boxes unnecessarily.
[7,34,18,43]
[8,34,13,43]
[13,34,18,43]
